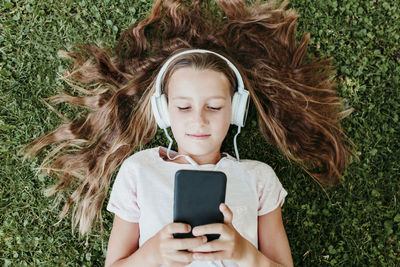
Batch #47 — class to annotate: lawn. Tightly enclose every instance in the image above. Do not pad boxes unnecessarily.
[1,0,399,266]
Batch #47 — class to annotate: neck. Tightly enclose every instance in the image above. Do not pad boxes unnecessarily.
[178,151,222,165]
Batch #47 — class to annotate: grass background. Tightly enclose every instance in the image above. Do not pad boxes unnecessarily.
[1,0,399,266]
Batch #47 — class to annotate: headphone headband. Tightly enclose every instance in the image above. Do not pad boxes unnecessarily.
[154,49,245,96]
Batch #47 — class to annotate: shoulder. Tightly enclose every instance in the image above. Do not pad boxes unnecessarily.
[237,159,276,178]
[120,147,158,167]
[234,158,282,188]
[116,147,158,177]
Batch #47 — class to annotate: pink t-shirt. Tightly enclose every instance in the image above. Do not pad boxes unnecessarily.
[107,146,288,267]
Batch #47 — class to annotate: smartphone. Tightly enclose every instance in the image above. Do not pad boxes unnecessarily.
[173,169,227,242]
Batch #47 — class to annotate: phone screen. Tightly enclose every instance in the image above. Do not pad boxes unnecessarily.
[173,169,227,241]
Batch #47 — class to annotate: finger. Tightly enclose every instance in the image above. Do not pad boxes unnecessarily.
[220,203,233,224]
[169,236,208,250]
[164,250,194,265]
[163,223,191,238]
[192,251,226,261]
[192,223,225,236]
[189,239,223,252]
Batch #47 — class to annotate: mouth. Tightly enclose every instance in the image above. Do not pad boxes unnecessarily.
[187,134,211,140]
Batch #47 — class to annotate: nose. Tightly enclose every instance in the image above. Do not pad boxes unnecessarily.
[193,108,209,125]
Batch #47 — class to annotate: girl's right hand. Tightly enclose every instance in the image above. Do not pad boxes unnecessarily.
[148,222,208,267]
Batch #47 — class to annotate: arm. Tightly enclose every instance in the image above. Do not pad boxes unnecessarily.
[106,214,207,267]
[256,205,293,267]
[105,215,159,267]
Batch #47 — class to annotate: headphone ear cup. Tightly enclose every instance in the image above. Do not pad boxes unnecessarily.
[231,92,239,125]
[231,90,250,127]
[151,94,164,129]
[160,94,170,128]
[151,93,170,129]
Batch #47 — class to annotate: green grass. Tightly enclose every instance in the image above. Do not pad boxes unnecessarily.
[1,0,399,266]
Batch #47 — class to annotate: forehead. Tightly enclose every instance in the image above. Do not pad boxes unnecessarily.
[166,68,231,98]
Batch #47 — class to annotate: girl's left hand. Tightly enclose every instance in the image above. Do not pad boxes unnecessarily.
[189,203,257,264]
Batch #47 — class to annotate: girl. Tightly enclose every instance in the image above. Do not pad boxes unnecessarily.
[22,0,354,266]
[105,48,293,267]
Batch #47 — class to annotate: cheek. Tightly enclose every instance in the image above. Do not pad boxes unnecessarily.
[214,110,231,133]
[223,107,232,125]
[168,106,180,122]
[168,111,186,138]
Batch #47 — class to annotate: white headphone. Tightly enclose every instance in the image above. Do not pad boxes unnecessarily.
[151,49,250,130]
[150,49,250,163]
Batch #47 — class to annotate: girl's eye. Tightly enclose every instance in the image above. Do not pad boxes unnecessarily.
[177,106,221,111]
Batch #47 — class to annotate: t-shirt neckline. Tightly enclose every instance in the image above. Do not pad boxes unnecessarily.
[154,146,235,168]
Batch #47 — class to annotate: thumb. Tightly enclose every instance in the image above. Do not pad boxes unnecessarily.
[220,203,233,225]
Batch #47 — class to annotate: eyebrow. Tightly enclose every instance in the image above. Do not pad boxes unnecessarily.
[171,96,227,100]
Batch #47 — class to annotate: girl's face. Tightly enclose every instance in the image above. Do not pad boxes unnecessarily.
[167,67,232,164]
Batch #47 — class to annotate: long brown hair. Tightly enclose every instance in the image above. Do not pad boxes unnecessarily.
[21,0,356,234]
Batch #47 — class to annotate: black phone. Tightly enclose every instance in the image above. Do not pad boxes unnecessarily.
[173,169,227,242]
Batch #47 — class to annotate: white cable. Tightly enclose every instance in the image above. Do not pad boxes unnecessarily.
[163,128,199,166]
[208,260,225,266]
[233,126,241,161]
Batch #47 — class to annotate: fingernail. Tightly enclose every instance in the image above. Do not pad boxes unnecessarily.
[202,236,207,242]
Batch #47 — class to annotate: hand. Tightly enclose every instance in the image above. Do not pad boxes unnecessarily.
[189,203,258,265]
[146,222,208,267]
